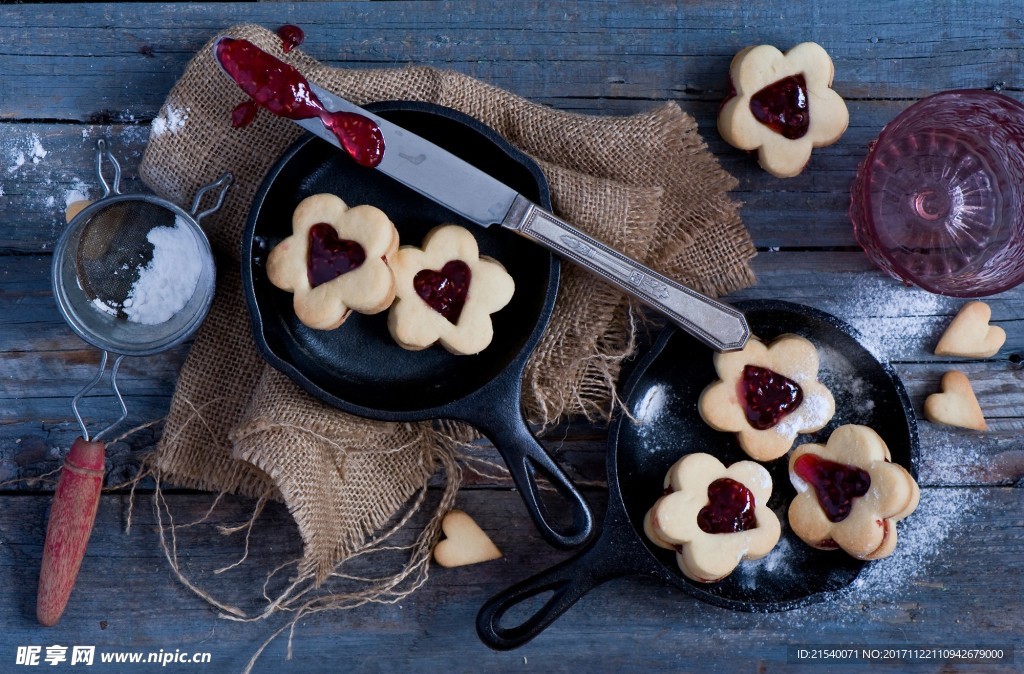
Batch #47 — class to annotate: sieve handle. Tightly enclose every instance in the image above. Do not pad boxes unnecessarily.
[191,172,234,223]
[94,139,122,197]
[37,437,105,626]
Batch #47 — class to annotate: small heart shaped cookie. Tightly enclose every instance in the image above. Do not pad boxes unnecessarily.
[934,301,1005,358]
[432,509,502,568]
[924,370,987,431]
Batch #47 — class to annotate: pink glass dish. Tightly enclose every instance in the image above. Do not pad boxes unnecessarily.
[850,89,1024,297]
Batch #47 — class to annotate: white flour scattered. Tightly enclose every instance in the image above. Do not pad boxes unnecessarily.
[151,104,190,138]
[817,343,879,417]
[737,536,794,589]
[920,435,985,485]
[119,123,149,146]
[774,391,832,438]
[44,195,55,208]
[7,150,25,174]
[63,178,91,209]
[30,135,46,163]
[91,297,118,317]
[0,185,5,197]
[847,487,979,601]
[122,215,203,325]
[6,134,47,173]
[842,275,951,361]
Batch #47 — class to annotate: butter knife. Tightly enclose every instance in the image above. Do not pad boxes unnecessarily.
[214,36,748,352]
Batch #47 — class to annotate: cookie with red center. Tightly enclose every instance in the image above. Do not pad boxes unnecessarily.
[788,424,919,560]
[266,194,399,330]
[644,453,781,583]
[718,42,849,178]
[387,224,515,355]
[698,334,836,461]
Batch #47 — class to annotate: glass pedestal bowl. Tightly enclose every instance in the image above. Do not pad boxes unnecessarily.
[850,89,1024,297]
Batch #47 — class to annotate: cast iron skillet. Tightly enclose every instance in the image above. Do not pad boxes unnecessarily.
[243,101,593,549]
[477,299,920,649]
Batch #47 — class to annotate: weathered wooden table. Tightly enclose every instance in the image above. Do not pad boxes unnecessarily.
[2,2,1022,672]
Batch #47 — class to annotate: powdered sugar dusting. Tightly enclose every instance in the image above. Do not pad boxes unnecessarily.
[5,134,47,174]
[848,488,979,600]
[122,215,203,325]
[843,276,951,361]
[30,135,47,164]
[817,343,880,417]
[63,178,91,209]
[151,104,190,138]
[920,434,985,485]
[7,150,25,174]
[775,391,831,438]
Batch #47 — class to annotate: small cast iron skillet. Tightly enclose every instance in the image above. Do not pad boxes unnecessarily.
[477,299,920,649]
[243,101,593,549]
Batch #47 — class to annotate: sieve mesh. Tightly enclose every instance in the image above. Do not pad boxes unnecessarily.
[75,200,176,315]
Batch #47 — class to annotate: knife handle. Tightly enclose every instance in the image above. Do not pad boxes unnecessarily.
[502,196,749,352]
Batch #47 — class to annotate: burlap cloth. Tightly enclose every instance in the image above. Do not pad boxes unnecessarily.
[138,24,755,587]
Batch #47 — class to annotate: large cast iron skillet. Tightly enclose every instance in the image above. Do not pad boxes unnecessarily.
[243,101,593,548]
[478,299,920,648]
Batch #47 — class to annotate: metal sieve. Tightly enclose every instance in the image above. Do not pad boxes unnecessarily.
[53,139,228,365]
[39,138,231,627]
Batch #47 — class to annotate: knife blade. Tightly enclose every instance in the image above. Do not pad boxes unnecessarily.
[302,83,749,352]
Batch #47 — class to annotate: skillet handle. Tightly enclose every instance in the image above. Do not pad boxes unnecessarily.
[476,526,633,650]
[472,401,593,549]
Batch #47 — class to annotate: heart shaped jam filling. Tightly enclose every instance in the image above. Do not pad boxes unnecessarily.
[750,74,810,140]
[793,453,871,523]
[306,223,367,288]
[697,478,757,534]
[740,364,804,430]
[414,260,471,324]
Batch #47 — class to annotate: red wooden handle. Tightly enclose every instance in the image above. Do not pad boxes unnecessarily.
[37,437,105,626]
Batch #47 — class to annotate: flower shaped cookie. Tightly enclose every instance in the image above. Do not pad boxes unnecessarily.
[788,424,919,560]
[644,453,781,583]
[698,334,835,461]
[387,224,514,355]
[718,42,849,178]
[266,193,399,330]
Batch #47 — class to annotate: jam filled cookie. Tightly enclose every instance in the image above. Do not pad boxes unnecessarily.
[387,224,515,355]
[698,334,836,461]
[718,42,849,178]
[788,424,919,560]
[644,453,781,583]
[266,193,399,330]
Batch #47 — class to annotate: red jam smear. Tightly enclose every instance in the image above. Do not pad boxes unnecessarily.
[306,223,366,288]
[793,453,871,523]
[697,478,757,534]
[750,74,810,140]
[231,100,259,128]
[276,24,305,53]
[215,37,384,168]
[739,364,803,430]
[413,260,471,324]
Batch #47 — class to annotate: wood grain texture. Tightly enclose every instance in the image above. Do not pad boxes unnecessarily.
[1,1,1023,671]
[1,488,1020,672]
